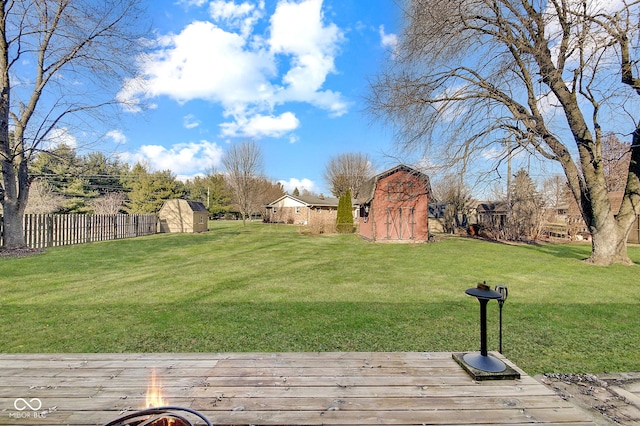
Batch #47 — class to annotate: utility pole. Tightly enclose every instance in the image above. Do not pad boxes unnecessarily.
[507,138,512,203]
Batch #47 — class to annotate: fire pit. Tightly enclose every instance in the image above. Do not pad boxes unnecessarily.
[102,369,212,426]
[102,406,212,426]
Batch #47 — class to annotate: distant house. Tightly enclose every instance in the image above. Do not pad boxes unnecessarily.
[566,191,640,243]
[610,192,640,244]
[357,165,432,242]
[158,199,208,233]
[476,201,510,229]
[265,194,354,227]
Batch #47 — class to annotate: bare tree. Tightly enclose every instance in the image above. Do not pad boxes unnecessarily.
[222,141,264,225]
[24,180,64,214]
[541,175,570,222]
[369,0,640,265]
[323,153,375,198]
[253,177,285,221]
[91,192,126,215]
[507,169,545,241]
[602,133,632,193]
[0,0,147,248]
[431,174,473,233]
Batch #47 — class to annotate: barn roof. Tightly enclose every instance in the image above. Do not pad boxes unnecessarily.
[357,164,432,204]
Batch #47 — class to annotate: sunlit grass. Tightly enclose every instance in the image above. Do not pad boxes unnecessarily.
[1,221,639,375]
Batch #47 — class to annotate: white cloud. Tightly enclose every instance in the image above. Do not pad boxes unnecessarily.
[378,25,397,51]
[183,114,201,129]
[269,0,347,115]
[106,129,127,144]
[278,177,316,194]
[481,145,526,162]
[209,0,255,20]
[118,140,224,176]
[220,111,300,137]
[119,0,348,138]
[481,147,504,161]
[178,0,208,6]
[43,127,77,149]
[137,21,276,105]
[209,0,264,37]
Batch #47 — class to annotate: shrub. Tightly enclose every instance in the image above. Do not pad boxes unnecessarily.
[336,188,354,233]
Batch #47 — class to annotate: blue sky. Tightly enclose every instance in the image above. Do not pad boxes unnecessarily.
[108,0,403,195]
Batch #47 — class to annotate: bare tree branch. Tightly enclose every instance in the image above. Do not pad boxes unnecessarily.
[368,0,640,264]
[0,0,148,248]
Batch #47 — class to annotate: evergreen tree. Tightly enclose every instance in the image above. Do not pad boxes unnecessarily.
[183,171,233,217]
[292,187,300,196]
[124,163,184,213]
[336,188,354,233]
[29,144,81,195]
[29,145,98,213]
[59,178,99,213]
[82,152,128,196]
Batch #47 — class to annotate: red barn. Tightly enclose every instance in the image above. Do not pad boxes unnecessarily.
[357,165,432,242]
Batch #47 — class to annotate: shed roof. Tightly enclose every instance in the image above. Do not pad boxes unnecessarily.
[161,199,208,212]
[186,200,208,212]
[357,164,432,204]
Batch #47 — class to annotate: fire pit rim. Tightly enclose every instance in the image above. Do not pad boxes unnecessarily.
[101,405,213,426]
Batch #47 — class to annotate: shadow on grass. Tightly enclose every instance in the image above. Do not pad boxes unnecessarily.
[517,242,592,261]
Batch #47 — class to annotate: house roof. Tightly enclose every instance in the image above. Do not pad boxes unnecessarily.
[566,190,627,217]
[476,201,510,214]
[266,194,341,208]
[357,164,432,204]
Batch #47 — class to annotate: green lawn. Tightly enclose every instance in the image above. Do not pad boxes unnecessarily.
[1,221,639,375]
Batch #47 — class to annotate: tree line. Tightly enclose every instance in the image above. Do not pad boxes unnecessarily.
[23,143,284,219]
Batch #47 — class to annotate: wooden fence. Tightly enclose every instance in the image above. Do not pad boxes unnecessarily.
[0,214,158,249]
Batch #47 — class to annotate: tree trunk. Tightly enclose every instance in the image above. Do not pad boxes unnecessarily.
[582,125,640,265]
[1,139,29,249]
[1,198,26,249]
[588,217,632,266]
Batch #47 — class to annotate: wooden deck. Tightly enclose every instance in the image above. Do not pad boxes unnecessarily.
[0,352,597,425]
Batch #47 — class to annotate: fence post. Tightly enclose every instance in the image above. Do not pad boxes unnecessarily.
[45,215,51,247]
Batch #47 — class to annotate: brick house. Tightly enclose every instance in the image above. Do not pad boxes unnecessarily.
[566,191,640,243]
[265,194,348,226]
[357,165,432,242]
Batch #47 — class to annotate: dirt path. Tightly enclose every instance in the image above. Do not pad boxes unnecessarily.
[536,373,640,425]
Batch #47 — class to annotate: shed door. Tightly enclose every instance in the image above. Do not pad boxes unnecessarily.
[385,207,415,240]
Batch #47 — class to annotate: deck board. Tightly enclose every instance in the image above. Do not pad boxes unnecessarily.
[0,352,596,425]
